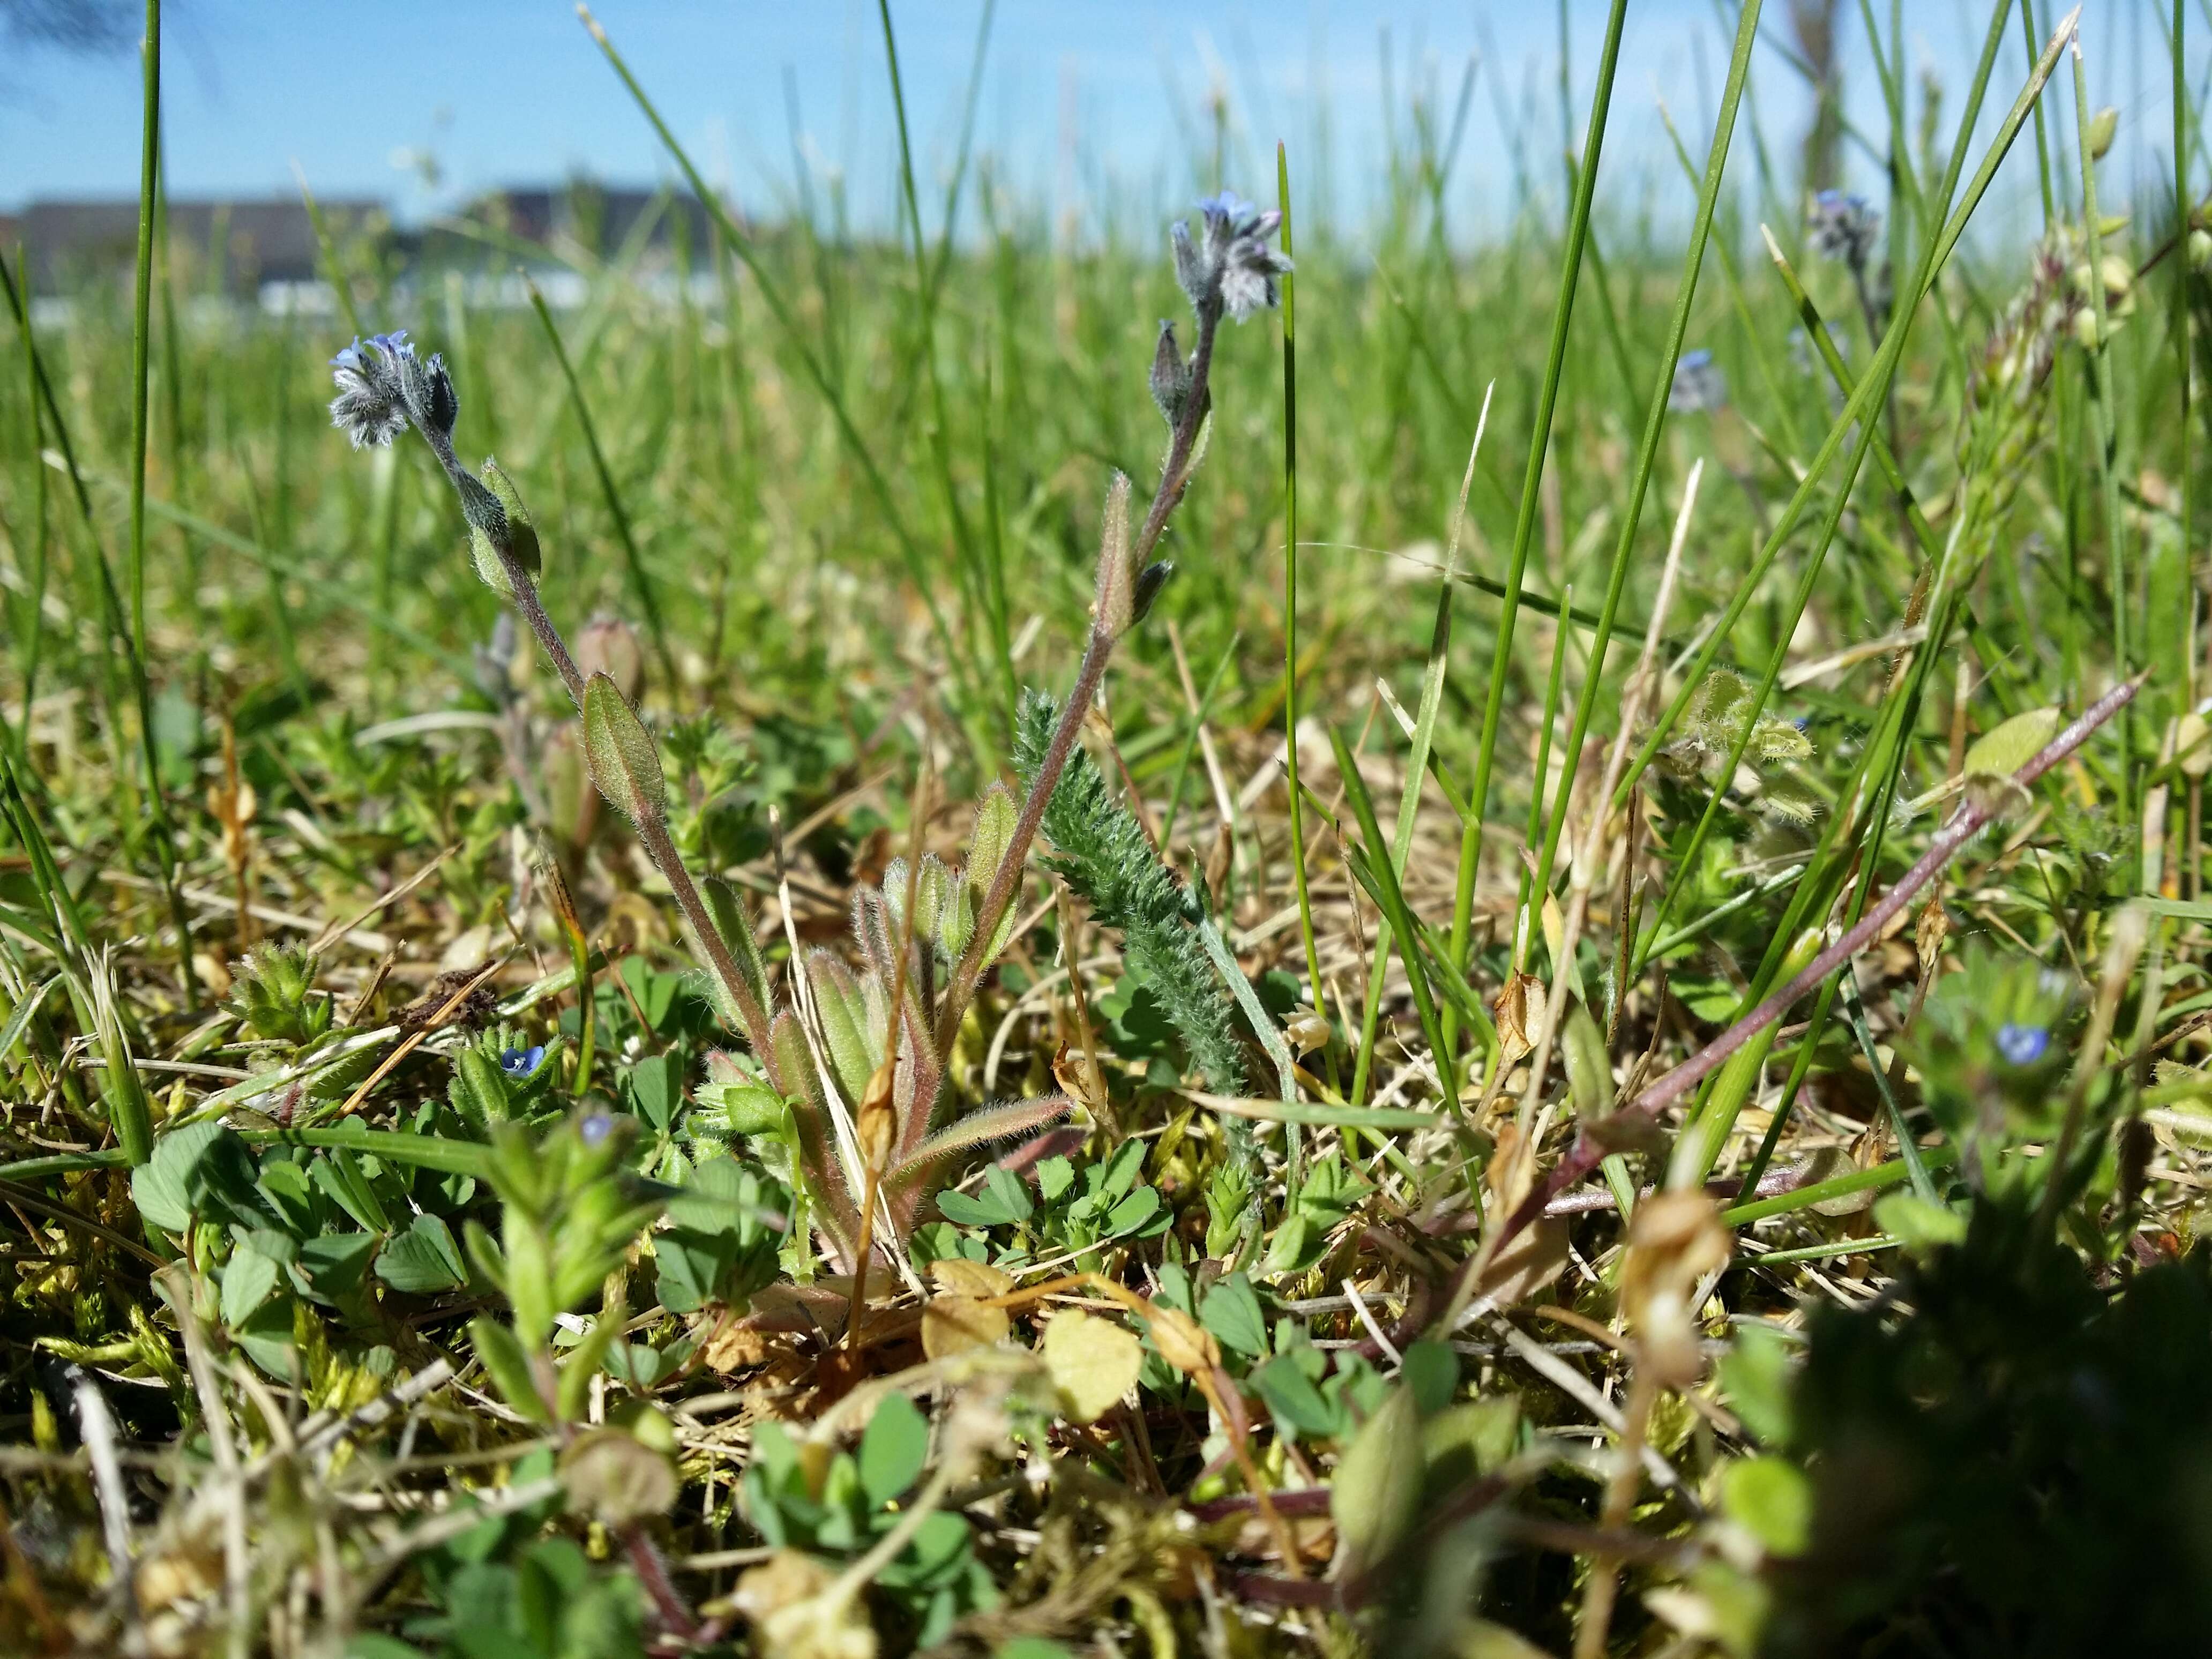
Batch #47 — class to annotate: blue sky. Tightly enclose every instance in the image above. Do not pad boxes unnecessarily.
[0,2,2191,239]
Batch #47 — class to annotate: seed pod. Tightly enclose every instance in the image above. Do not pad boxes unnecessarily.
[581,672,667,829]
[1091,471,1136,640]
[1149,320,1191,425]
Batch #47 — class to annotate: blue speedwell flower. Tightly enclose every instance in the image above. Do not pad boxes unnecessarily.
[579,1109,616,1148]
[1170,191,1292,323]
[1994,1022,2051,1066]
[499,1044,547,1080]
[1668,348,1729,414]
[1807,189,1882,271]
[328,330,458,450]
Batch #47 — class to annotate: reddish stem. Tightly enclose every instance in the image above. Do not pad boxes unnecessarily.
[1488,673,2142,1258]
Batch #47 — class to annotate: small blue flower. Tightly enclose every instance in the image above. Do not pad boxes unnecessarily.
[328,328,457,450]
[1171,190,1291,322]
[1668,348,1729,414]
[499,1044,546,1080]
[579,1110,615,1148]
[1807,190,1882,270]
[1994,1022,2051,1066]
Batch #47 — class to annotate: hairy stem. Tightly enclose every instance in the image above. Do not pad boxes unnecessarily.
[933,298,1223,1057]
[486,537,778,1072]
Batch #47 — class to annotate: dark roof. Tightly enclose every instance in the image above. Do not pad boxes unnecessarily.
[13,197,385,293]
[456,184,718,260]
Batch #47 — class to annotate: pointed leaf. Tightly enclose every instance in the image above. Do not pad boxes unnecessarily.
[889,1097,1073,1184]
[808,952,879,1107]
[581,672,666,827]
[696,877,771,1035]
[468,457,542,596]
[1331,1385,1423,1576]
[469,1314,552,1425]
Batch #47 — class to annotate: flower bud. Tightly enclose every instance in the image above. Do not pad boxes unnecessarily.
[575,616,645,704]
[2086,106,2118,162]
[1149,320,1191,425]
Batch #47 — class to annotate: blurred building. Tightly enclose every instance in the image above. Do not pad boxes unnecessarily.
[1,196,386,296]
[437,181,719,266]
[0,181,722,317]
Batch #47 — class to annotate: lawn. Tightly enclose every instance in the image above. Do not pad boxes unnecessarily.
[3,3,2211,1655]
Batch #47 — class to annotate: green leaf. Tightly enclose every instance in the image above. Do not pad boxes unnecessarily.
[467,458,542,598]
[1719,1324,1798,1446]
[1331,1385,1424,1574]
[1722,1455,1812,1557]
[376,1214,467,1294]
[131,1123,216,1233]
[347,1635,431,1659]
[581,671,667,827]
[875,1509,970,1590]
[1872,1191,1967,1254]
[311,1149,391,1233]
[132,1122,264,1234]
[1963,706,2061,779]
[809,953,879,1107]
[700,877,772,1026]
[1402,1340,1458,1415]
[1251,1353,1341,1439]
[1200,1272,1268,1360]
[960,783,1019,956]
[858,1391,929,1506]
[469,1315,552,1425]
[1560,1005,1613,1118]
[296,1233,377,1302]
[556,1311,627,1423]
[653,1229,734,1315]
[624,1050,681,1134]
[221,1239,285,1326]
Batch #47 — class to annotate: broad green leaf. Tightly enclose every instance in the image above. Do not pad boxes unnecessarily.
[858,1391,929,1505]
[221,1240,284,1326]
[1042,1309,1141,1423]
[1963,706,2061,779]
[1251,1352,1340,1439]
[1722,1455,1812,1557]
[1560,1004,1613,1118]
[1718,1325,1797,1446]
[1200,1272,1268,1360]
[1872,1191,1967,1254]
[375,1214,467,1294]
[1401,1340,1458,1415]
[1330,1385,1423,1574]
